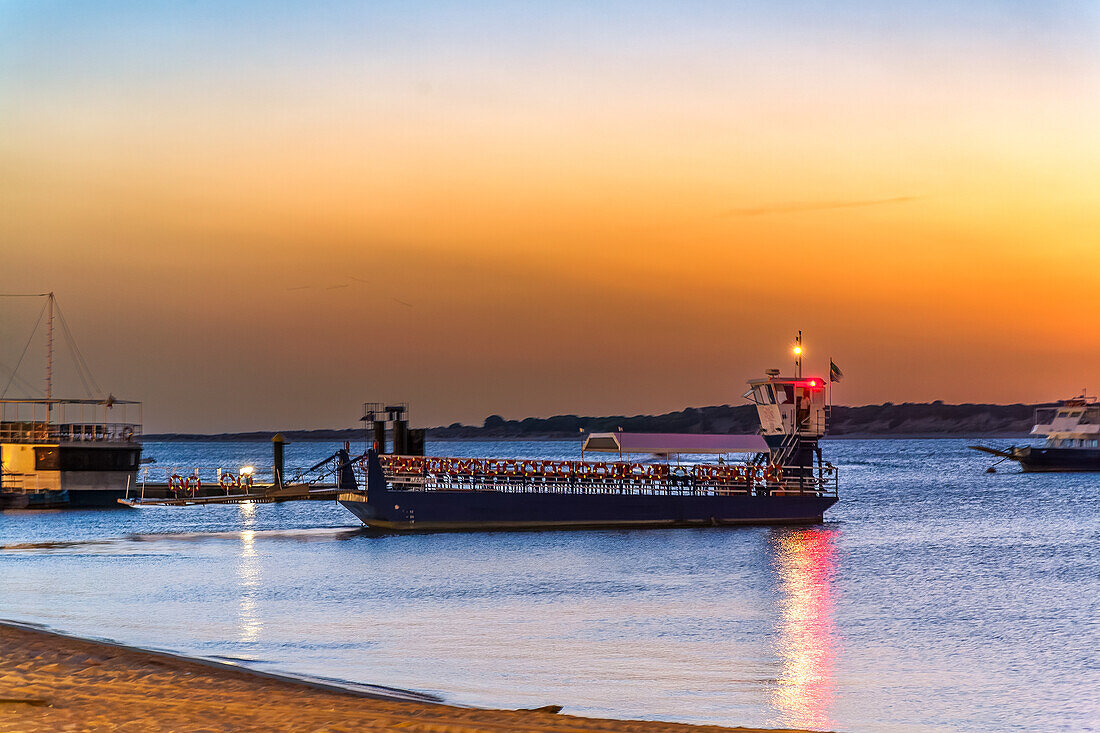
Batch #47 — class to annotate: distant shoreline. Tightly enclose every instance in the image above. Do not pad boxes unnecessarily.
[142,432,1030,443]
[144,401,1038,443]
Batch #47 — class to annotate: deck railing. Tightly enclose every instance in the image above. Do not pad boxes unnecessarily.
[0,421,142,444]
[0,471,60,493]
[366,455,838,497]
[0,471,26,492]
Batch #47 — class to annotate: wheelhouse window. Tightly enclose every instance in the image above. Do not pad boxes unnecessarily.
[34,447,60,470]
[56,447,140,471]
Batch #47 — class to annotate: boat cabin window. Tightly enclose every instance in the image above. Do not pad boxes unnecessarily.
[27,447,140,471]
[34,447,60,471]
[775,385,794,405]
[751,384,777,404]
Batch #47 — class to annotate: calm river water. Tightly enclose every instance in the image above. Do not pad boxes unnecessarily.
[1,439,1097,732]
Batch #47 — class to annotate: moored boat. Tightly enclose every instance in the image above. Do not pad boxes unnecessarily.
[1,294,143,509]
[0,398,143,508]
[972,395,1100,472]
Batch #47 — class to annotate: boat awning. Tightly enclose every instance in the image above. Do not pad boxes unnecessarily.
[582,432,769,455]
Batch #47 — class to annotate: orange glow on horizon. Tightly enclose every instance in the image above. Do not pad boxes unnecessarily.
[2,4,1099,431]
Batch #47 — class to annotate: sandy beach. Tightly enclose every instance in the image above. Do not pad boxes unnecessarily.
[0,621,820,733]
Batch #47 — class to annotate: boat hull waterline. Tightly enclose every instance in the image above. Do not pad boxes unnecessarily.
[1014,446,1100,472]
[338,490,837,531]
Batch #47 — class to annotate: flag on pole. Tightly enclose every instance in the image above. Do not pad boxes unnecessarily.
[829,359,844,383]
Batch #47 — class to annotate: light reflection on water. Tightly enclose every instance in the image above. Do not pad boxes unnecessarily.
[1,438,1098,732]
[237,502,261,643]
[770,529,838,731]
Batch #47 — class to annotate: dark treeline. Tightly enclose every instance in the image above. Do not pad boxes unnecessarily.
[431,401,1036,438]
[145,402,1037,442]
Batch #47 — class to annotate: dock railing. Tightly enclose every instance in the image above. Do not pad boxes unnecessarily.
[143,466,263,496]
[139,463,344,496]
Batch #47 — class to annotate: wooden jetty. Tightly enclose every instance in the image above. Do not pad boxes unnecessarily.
[117,481,342,507]
[120,406,420,508]
[119,437,358,507]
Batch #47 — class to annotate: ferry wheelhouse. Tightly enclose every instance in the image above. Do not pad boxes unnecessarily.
[0,399,142,508]
[337,365,839,532]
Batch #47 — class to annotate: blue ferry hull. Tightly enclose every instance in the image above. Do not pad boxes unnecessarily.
[340,489,836,532]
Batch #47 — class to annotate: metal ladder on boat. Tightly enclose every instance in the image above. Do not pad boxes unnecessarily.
[772,431,799,466]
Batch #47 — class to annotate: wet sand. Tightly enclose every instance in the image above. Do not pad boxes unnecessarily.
[0,621,819,733]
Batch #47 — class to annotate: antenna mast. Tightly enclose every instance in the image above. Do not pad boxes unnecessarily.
[794,330,803,378]
[46,292,54,403]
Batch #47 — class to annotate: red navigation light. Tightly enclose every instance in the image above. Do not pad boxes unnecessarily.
[804,379,822,390]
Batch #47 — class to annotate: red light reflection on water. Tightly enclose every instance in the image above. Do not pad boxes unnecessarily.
[771,528,839,731]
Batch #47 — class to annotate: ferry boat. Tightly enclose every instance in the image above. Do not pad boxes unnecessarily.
[337,365,839,532]
[1,294,143,509]
[973,395,1100,472]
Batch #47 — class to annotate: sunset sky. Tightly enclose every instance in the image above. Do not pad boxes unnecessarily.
[2,1,1099,432]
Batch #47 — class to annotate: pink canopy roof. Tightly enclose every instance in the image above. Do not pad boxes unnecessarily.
[582,432,769,455]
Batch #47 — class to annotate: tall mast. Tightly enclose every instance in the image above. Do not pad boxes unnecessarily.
[46,292,54,404]
[794,330,803,378]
